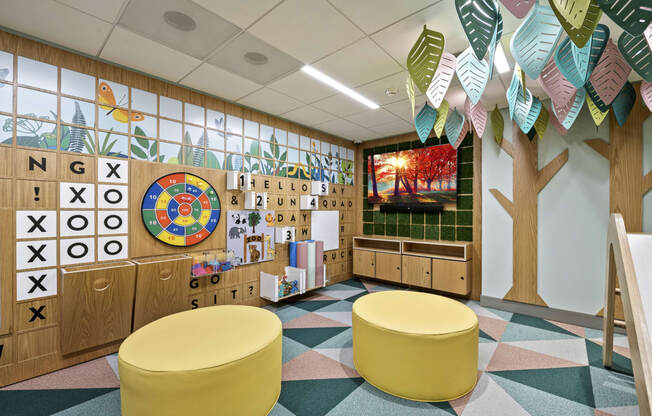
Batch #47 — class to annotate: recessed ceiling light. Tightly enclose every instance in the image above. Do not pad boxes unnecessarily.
[244,51,269,66]
[494,44,511,74]
[301,65,379,110]
[163,11,197,32]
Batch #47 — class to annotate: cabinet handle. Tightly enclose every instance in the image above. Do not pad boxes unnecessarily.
[160,270,173,281]
[371,263,374,266]
[460,276,464,280]
[396,266,400,270]
[93,278,111,292]
[426,271,430,275]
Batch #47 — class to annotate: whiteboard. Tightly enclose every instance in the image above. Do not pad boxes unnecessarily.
[311,210,339,251]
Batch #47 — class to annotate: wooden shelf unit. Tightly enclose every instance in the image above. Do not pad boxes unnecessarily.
[352,236,472,295]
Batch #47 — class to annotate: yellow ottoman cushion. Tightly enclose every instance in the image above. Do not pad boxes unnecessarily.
[352,291,478,402]
[118,305,282,416]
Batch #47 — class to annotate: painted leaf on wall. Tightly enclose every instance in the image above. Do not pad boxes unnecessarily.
[539,58,577,112]
[510,2,563,79]
[455,0,499,60]
[641,80,652,112]
[618,31,652,81]
[456,47,490,105]
[586,93,609,126]
[406,74,416,120]
[596,0,652,36]
[500,0,536,18]
[491,105,505,145]
[415,102,438,143]
[433,99,449,138]
[552,0,601,48]
[556,87,586,129]
[550,106,569,135]
[426,52,456,108]
[550,0,591,29]
[588,39,631,105]
[585,81,611,112]
[465,96,488,137]
[406,26,445,94]
[445,108,466,149]
[612,82,636,126]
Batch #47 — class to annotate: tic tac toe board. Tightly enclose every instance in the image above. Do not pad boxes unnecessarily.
[142,173,221,247]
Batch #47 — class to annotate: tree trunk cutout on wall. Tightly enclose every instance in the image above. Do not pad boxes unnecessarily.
[584,82,652,317]
[490,123,569,306]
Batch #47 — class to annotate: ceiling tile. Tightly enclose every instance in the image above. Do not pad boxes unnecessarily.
[118,0,240,59]
[345,108,402,129]
[315,118,374,140]
[56,0,126,22]
[208,32,302,85]
[370,119,414,137]
[312,93,370,117]
[312,37,402,88]
[355,71,414,106]
[180,63,261,101]
[100,26,202,82]
[383,96,426,123]
[328,0,437,34]
[248,0,364,63]
[479,79,508,109]
[191,0,282,29]
[0,0,112,56]
[282,105,337,125]
[267,70,336,104]
[237,87,303,115]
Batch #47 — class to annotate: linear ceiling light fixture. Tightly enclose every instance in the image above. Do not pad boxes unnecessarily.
[493,44,511,74]
[301,65,379,109]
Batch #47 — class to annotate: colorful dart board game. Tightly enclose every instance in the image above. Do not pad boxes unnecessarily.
[141,173,221,246]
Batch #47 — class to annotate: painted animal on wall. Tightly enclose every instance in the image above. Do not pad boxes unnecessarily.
[226,210,275,265]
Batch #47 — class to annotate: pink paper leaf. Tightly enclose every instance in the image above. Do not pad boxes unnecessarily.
[500,0,536,18]
[588,39,632,105]
[454,115,470,149]
[642,80,652,112]
[538,58,576,113]
[465,96,488,137]
[426,52,457,109]
[645,23,652,51]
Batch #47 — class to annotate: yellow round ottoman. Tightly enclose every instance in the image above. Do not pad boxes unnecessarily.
[352,291,478,402]
[118,305,282,416]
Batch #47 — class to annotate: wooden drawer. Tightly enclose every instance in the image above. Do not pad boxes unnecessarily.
[401,255,431,288]
[432,259,471,295]
[375,252,401,283]
[60,261,136,355]
[132,255,191,330]
[353,249,375,278]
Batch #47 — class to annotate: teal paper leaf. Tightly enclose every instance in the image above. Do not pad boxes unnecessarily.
[510,2,563,79]
[555,25,610,88]
[596,0,652,36]
[612,82,636,126]
[618,31,652,82]
[456,46,490,105]
[507,68,522,119]
[445,109,466,149]
[415,103,438,143]
[455,0,499,60]
[488,9,504,79]
[572,37,591,80]
[585,81,611,112]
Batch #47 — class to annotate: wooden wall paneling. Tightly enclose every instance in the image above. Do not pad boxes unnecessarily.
[15,297,58,332]
[490,124,568,306]
[0,208,14,336]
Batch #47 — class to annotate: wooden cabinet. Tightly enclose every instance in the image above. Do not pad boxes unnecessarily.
[402,255,431,288]
[60,261,136,355]
[132,255,192,330]
[353,249,375,277]
[375,252,401,283]
[432,259,471,295]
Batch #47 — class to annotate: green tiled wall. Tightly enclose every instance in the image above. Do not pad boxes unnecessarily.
[361,134,474,242]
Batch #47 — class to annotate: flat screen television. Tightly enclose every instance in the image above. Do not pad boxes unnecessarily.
[367,144,457,210]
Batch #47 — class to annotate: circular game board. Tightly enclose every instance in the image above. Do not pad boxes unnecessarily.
[141,173,221,246]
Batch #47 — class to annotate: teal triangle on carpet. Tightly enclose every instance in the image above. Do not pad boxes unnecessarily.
[510,314,579,337]
[479,328,496,342]
[489,366,595,408]
[314,327,353,349]
[585,339,633,375]
[284,327,350,348]
[51,389,120,416]
[0,388,118,416]
[428,400,458,414]
[313,300,354,313]
[589,366,638,409]
[338,279,368,290]
[292,300,341,312]
[282,335,311,363]
[278,378,365,416]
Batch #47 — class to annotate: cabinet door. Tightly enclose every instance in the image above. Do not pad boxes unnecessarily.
[353,250,375,277]
[133,255,192,330]
[432,259,471,295]
[401,255,431,288]
[375,252,401,283]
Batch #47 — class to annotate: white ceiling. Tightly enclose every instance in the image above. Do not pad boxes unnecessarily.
[0,0,642,141]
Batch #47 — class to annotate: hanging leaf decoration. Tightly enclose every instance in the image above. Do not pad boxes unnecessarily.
[539,58,577,112]
[507,66,522,119]
[434,99,449,138]
[585,24,610,78]
[646,24,652,50]
[555,37,587,88]
[596,0,652,36]
[514,90,541,134]
[415,103,438,143]
[534,103,549,139]
[500,0,536,18]
[556,88,586,129]
[488,9,504,79]
[550,0,591,29]
[550,107,569,135]
[465,96,488,137]
[445,108,466,149]
[555,25,609,88]
[406,74,416,120]
[641,80,652,112]
[572,37,591,79]
[406,26,446,94]
[585,81,611,112]
[618,31,652,82]
[555,0,601,48]
[426,52,456,108]
[586,93,609,126]
[456,47,490,105]
[455,0,499,60]
[491,105,505,145]
[612,82,636,127]
[588,39,631,105]
[454,116,471,149]
[510,2,563,79]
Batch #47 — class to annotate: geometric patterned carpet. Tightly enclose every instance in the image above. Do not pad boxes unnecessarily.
[0,278,639,415]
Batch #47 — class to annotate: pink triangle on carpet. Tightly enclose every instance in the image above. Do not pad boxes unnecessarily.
[478,315,508,341]
[449,370,482,415]
[282,350,360,381]
[283,312,348,329]
[2,357,119,390]
[361,280,378,291]
[546,319,585,337]
[595,410,614,416]
[486,343,585,371]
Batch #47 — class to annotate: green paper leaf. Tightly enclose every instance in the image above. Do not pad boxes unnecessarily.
[534,102,549,139]
[585,93,609,126]
[433,99,449,138]
[406,26,445,94]
[455,0,499,60]
[612,81,636,126]
[456,46,490,105]
[618,31,652,82]
[550,0,592,29]
[596,0,652,36]
[415,102,438,143]
[556,0,602,48]
[491,105,504,145]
